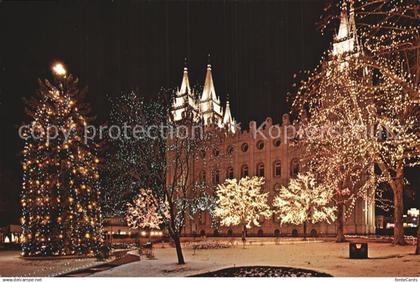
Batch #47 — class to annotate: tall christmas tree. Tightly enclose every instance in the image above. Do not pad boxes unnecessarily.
[21,64,103,256]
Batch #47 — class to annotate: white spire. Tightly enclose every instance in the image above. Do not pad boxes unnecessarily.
[201,63,218,102]
[199,55,223,126]
[179,65,191,95]
[332,1,359,57]
[223,99,236,133]
[223,100,233,124]
[336,1,350,40]
[172,60,199,122]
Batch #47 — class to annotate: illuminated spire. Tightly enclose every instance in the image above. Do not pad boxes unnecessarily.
[336,1,350,41]
[201,54,218,102]
[199,54,223,126]
[179,58,191,94]
[332,1,359,57]
[223,98,236,133]
[171,59,199,122]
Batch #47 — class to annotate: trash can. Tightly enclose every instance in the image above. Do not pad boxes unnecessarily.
[349,242,368,259]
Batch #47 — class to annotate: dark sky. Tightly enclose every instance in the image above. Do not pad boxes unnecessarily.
[0,0,417,224]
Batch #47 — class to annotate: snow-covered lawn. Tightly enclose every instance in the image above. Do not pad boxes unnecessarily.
[92,240,420,277]
[0,250,102,277]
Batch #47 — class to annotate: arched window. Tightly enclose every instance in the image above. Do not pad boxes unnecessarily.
[241,164,249,177]
[212,169,220,185]
[256,140,264,150]
[199,149,206,159]
[273,160,281,177]
[213,148,220,157]
[199,170,206,183]
[241,143,249,152]
[256,162,264,177]
[291,159,299,177]
[226,167,234,179]
[226,145,234,155]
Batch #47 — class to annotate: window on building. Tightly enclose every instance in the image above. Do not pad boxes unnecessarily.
[226,167,234,179]
[256,140,264,150]
[256,162,265,177]
[241,165,249,177]
[199,149,206,159]
[212,169,220,185]
[241,143,249,152]
[291,159,299,177]
[273,138,281,147]
[227,145,234,155]
[213,148,220,157]
[273,161,281,177]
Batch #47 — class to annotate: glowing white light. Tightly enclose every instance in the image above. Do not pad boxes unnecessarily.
[52,63,66,76]
[407,208,419,217]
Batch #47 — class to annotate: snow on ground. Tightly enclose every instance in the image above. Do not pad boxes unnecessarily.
[0,250,102,277]
[92,239,420,277]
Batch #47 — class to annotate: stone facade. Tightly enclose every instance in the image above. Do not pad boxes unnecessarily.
[169,2,376,237]
[177,116,375,237]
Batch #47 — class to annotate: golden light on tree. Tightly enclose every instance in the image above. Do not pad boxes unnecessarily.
[214,176,272,246]
[52,62,66,77]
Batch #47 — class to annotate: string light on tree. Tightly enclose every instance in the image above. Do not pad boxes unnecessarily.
[21,63,103,256]
[272,173,337,240]
[214,176,272,245]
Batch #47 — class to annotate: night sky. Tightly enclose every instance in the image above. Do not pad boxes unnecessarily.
[0,0,417,225]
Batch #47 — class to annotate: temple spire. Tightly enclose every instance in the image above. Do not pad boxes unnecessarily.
[179,57,191,94]
[201,54,217,102]
[332,0,359,57]
[222,94,236,133]
[336,1,350,41]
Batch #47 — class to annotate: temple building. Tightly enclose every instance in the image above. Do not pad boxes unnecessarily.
[171,59,237,133]
[168,0,375,238]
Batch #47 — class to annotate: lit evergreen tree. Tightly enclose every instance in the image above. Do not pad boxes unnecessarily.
[21,64,103,256]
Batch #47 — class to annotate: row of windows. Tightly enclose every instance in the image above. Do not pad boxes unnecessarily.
[201,159,300,185]
[198,139,283,159]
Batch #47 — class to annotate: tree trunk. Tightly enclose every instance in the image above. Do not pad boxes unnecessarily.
[336,203,346,243]
[415,223,420,255]
[303,221,307,241]
[242,225,247,248]
[173,234,185,264]
[393,178,406,245]
[148,228,151,243]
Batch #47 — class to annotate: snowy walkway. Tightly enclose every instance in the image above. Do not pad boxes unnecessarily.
[92,240,420,277]
[0,250,103,277]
